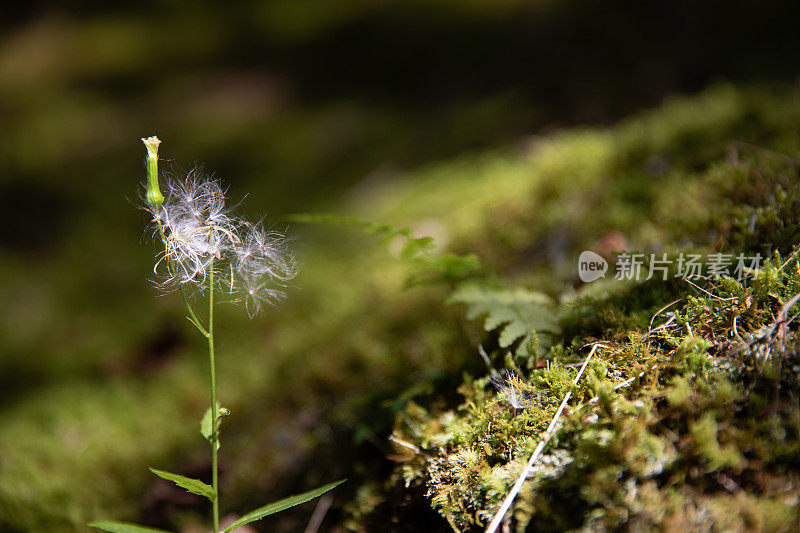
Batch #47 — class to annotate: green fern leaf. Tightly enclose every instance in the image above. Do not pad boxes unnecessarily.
[448,286,560,356]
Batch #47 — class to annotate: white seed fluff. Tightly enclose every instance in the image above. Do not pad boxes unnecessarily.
[146,168,297,316]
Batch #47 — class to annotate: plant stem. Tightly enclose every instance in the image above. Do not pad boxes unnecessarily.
[208,262,219,533]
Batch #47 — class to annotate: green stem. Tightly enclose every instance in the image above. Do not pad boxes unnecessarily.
[208,263,219,533]
[145,151,164,207]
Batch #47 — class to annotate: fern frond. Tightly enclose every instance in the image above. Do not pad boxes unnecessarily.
[448,286,561,358]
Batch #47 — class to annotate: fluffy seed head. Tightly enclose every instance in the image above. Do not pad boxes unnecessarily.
[144,168,297,316]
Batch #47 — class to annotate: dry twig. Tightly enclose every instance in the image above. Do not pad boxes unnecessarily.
[485,343,606,533]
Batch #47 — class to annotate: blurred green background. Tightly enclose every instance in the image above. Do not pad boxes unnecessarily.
[2,1,800,531]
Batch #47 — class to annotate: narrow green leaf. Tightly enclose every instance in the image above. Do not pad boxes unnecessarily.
[88,521,171,533]
[185,314,208,337]
[149,468,215,501]
[222,479,346,532]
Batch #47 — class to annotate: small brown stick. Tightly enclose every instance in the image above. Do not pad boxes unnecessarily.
[684,277,738,302]
[747,292,800,352]
[777,250,800,274]
[645,298,681,352]
[727,140,800,168]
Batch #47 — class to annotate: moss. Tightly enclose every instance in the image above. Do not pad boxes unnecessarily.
[347,84,800,531]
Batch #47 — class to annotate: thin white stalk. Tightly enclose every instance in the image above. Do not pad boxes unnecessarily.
[485,343,605,533]
[303,493,334,533]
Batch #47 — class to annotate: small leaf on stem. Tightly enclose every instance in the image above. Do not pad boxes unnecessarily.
[200,406,214,441]
[201,403,225,450]
[149,468,216,501]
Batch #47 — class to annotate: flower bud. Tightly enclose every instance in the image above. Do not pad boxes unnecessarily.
[142,136,164,207]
